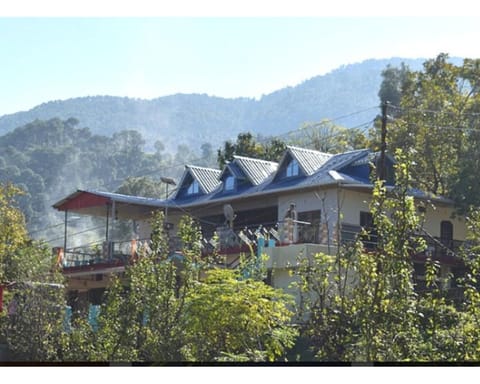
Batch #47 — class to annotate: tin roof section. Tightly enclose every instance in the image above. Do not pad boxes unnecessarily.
[305,149,370,185]
[287,146,333,175]
[186,165,222,193]
[233,155,278,185]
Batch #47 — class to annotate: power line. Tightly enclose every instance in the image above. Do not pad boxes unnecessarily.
[257,106,378,143]
[388,103,480,117]
[412,123,480,134]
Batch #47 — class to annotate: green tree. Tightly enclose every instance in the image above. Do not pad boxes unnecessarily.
[0,183,67,361]
[63,212,191,362]
[291,119,369,153]
[296,149,425,362]
[184,268,297,362]
[3,269,66,362]
[378,63,409,113]
[377,54,480,207]
[217,132,287,168]
[262,137,288,163]
[63,213,296,363]
[0,184,29,283]
[196,142,218,168]
[217,132,263,167]
[116,176,165,199]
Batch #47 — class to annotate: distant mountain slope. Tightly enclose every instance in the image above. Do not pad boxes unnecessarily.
[0,58,432,151]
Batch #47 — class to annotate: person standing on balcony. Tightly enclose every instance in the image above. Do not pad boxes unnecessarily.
[284,202,298,244]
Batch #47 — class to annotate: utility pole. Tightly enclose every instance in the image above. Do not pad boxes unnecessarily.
[379,101,389,181]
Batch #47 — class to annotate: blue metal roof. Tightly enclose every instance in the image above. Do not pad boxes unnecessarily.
[187,165,222,193]
[173,165,221,199]
[220,161,246,181]
[285,146,332,176]
[54,146,455,214]
[172,149,376,207]
[233,155,278,185]
[303,149,370,186]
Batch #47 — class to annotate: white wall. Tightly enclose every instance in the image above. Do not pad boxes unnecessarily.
[422,203,466,240]
[338,188,466,241]
[339,189,371,226]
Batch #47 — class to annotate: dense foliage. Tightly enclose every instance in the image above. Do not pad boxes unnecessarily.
[376,53,480,212]
[217,132,287,168]
[60,213,297,363]
[0,183,66,361]
[0,118,216,239]
[295,150,480,362]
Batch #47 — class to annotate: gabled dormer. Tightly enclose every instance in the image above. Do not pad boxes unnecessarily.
[219,156,278,194]
[219,161,245,193]
[234,155,278,186]
[273,146,332,182]
[174,165,221,200]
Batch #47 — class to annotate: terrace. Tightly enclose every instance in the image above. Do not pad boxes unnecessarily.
[58,218,464,274]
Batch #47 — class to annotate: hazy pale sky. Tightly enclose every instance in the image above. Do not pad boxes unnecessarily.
[1,2,480,115]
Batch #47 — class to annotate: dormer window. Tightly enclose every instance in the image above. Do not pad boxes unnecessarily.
[225,175,235,191]
[286,159,299,177]
[187,180,200,195]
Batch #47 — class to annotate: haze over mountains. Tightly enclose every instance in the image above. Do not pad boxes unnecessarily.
[0,58,430,152]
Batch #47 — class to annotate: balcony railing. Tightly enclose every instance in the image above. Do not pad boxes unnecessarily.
[58,220,313,270]
[340,223,463,263]
[60,239,152,269]
[58,221,464,271]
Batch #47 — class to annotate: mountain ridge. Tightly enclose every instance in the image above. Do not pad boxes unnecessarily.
[0,57,449,151]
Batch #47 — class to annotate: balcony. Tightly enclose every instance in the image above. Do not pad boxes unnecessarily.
[340,223,463,265]
[58,220,464,275]
[59,239,152,273]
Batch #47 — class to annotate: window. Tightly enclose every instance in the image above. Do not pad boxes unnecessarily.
[360,211,377,249]
[297,210,321,243]
[440,220,453,248]
[187,180,199,195]
[286,159,299,177]
[360,211,373,229]
[225,175,235,191]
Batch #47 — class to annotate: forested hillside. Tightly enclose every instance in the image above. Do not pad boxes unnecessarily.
[0,118,218,240]
[0,58,431,151]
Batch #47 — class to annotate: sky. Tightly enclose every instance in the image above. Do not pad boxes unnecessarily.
[1,1,480,116]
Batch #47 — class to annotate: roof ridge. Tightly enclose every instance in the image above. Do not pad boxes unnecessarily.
[335,148,370,155]
[286,145,333,156]
[185,164,221,172]
[233,155,278,165]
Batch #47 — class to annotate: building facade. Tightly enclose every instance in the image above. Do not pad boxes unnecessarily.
[53,146,466,310]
